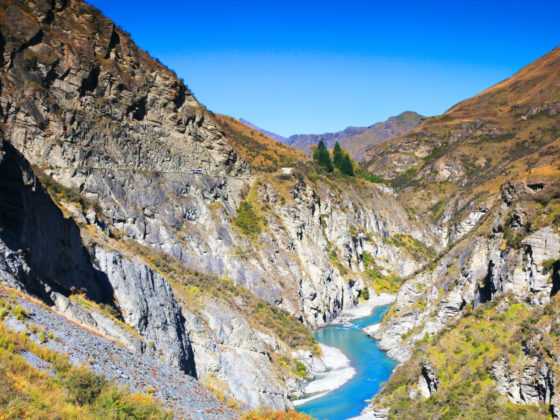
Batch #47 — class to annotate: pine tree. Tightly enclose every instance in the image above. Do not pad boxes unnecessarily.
[332,142,344,169]
[340,153,354,176]
[313,140,333,172]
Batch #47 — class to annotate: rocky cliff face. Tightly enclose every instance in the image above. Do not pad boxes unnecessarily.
[365,178,560,418]
[6,1,557,416]
[0,0,437,411]
[374,181,560,360]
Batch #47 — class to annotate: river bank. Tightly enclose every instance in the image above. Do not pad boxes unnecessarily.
[294,293,396,406]
[330,293,396,326]
[295,295,397,420]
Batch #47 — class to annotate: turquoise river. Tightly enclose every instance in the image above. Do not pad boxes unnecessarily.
[296,305,396,420]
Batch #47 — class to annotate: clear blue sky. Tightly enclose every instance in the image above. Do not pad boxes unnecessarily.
[88,0,559,137]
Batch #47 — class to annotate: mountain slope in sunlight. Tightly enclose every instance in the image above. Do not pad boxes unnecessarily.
[215,115,309,172]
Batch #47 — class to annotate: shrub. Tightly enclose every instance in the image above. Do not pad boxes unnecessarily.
[424,145,447,162]
[295,360,307,377]
[543,258,558,275]
[99,302,120,318]
[234,201,263,238]
[101,388,170,419]
[12,305,28,321]
[359,170,386,183]
[243,409,313,420]
[360,287,370,300]
[64,366,106,405]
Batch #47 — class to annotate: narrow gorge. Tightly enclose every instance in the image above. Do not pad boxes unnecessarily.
[0,1,559,419]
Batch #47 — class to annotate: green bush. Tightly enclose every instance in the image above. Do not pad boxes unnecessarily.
[235,201,263,238]
[424,145,447,163]
[358,170,386,183]
[295,360,307,377]
[360,288,370,300]
[64,366,106,405]
[12,305,28,321]
[102,388,169,419]
[543,258,558,275]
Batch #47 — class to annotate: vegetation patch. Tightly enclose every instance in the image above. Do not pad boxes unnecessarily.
[358,169,387,184]
[390,168,418,189]
[234,200,265,238]
[35,169,102,215]
[243,409,313,420]
[215,114,307,172]
[361,251,402,294]
[423,145,447,163]
[385,234,436,262]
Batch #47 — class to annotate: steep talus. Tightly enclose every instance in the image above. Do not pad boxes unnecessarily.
[0,287,239,419]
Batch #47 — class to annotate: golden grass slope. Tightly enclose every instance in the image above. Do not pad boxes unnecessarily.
[215,114,309,172]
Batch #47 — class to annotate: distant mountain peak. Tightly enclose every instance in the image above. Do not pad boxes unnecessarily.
[238,118,287,143]
[245,111,423,161]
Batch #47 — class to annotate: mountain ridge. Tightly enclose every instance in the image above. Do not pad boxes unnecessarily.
[241,111,423,161]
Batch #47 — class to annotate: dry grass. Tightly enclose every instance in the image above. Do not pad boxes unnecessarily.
[215,114,308,172]
[0,313,170,419]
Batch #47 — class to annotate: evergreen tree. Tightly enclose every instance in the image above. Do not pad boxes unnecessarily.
[340,153,354,176]
[332,142,344,169]
[313,140,333,172]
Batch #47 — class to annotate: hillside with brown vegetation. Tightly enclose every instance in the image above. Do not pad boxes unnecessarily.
[364,48,560,419]
[363,47,560,226]
[215,114,309,172]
